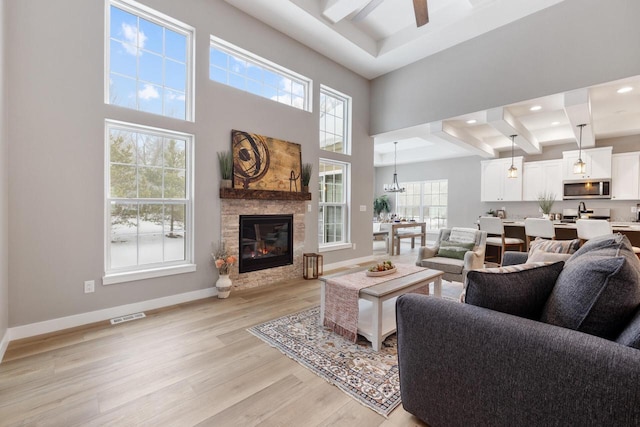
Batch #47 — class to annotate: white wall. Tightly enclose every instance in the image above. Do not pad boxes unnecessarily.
[6,0,372,327]
[370,0,640,135]
[0,0,9,348]
[375,156,484,229]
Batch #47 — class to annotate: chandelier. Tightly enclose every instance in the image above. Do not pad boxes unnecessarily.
[573,124,587,174]
[384,141,405,193]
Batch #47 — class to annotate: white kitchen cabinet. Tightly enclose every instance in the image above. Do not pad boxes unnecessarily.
[481,157,523,202]
[611,152,640,200]
[562,147,612,180]
[523,159,563,201]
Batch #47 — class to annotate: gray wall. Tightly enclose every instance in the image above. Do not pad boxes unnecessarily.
[375,156,483,229]
[6,0,371,327]
[0,0,8,341]
[370,0,640,135]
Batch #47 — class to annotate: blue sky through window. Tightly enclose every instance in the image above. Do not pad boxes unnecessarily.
[108,4,190,120]
[208,40,311,111]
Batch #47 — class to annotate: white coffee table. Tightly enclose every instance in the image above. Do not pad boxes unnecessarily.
[319,268,444,351]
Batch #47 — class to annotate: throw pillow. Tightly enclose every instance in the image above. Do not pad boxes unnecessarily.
[437,240,474,260]
[527,249,572,263]
[540,234,640,339]
[616,306,640,350]
[449,228,477,244]
[464,262,565,319]
[528,237,580,256]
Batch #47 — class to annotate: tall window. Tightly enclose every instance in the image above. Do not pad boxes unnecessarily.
[107,0,194,121]
[209,36,312,112]
[318,160,348,246]
[319,85,351,154]
[105,120,193,283]
[395,180,448,229]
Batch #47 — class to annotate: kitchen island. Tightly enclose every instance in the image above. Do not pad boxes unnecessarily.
[500,221,640,247]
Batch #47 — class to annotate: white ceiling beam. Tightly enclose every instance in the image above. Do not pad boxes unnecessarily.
[486,107,542,154]
[563,88,595,148]
[321,0,370,23]
[430,121,495,158]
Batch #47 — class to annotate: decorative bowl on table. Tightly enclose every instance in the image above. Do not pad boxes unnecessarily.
[366,261,397,277]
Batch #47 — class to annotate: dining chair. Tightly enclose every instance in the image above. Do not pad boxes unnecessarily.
[576,219,640,258]
[524,218,555,250]
[479,216,525,266]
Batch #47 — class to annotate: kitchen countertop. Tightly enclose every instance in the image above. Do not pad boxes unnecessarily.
[500,220,640,232]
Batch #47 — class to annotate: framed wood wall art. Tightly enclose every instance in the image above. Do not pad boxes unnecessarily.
[231,130,303,192]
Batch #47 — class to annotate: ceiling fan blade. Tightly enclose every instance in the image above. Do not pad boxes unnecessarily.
[413,0,429,27]
[352,0,384,22]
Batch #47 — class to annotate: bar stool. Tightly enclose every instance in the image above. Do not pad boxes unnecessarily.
[479,216,525,266]
[524,218,555,251]
[576,219,640,258]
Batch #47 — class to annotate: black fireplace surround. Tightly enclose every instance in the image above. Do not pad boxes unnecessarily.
[239,214,293,273]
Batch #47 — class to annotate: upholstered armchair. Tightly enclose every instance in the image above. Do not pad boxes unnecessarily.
[416,227,487,283]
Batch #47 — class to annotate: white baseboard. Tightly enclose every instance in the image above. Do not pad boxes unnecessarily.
[0,329,9,362]
[324,254,376,272]
[6,287,217,344]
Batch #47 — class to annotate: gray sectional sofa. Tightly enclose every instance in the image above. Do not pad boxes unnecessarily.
[396,234,640,427]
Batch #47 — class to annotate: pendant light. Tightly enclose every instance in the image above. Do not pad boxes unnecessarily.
[385,141,405,193]
[507,135,518,178]
[573,124,587,174]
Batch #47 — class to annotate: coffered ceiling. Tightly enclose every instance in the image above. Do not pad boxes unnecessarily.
[222,1,639,166]
[373,75,640,166]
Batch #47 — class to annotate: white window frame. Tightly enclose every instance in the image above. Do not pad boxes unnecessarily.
[105,0,195,121]
[209,35,312,112]
[318,159,351,251]
[395,179,448,229]
[319,85,352,155]
[104,120,195,285]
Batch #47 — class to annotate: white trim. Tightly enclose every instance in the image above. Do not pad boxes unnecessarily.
[0,329,9,362]
[323,254,376,272]
[5,287,216,345]
[103,263,196,285]
[318,243,352,253]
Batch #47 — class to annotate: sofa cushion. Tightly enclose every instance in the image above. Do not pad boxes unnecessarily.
[528,237,580,255]
[464,262,564,319]
[541,234,640,339]
[437,240,474,260]
[420,257,464,275]
[616,307,640,350]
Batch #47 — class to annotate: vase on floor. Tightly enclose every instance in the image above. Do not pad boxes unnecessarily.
[216,274,232,299]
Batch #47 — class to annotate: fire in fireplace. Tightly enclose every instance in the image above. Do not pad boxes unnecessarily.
[239,214,293,273]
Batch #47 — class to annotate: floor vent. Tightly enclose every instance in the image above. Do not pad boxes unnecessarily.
[110,312,146,325]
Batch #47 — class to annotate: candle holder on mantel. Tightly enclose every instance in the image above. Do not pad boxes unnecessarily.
[303,253,323,279]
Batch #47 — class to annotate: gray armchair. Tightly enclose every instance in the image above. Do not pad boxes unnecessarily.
[416,227,487,283]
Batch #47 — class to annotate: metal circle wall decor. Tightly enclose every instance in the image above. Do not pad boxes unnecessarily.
[232,131,271,189]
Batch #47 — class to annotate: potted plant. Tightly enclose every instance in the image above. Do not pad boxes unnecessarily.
[211,244,237,299]
[301,163,313,193]
[217,151,233,188]
[537,192,557,219]
[373,195,391,220]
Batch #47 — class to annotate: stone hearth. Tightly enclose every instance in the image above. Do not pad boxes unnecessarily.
[220,198,306,289]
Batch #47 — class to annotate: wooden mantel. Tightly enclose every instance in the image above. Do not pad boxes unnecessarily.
[220,187,312,201]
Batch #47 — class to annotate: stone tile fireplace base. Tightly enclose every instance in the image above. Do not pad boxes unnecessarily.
[220,199,306,289]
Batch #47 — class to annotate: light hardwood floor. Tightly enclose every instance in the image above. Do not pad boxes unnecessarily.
[0,244,460,426]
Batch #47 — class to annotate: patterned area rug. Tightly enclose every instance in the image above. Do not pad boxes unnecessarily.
[247,306,400,417]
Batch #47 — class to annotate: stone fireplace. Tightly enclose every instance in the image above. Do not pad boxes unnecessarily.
[220,189,309,290]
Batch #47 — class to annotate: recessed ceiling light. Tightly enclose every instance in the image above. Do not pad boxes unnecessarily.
[617,86,633,94]
[551,121,560,125]
[466,119,477,124]
[530,105,542,111]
